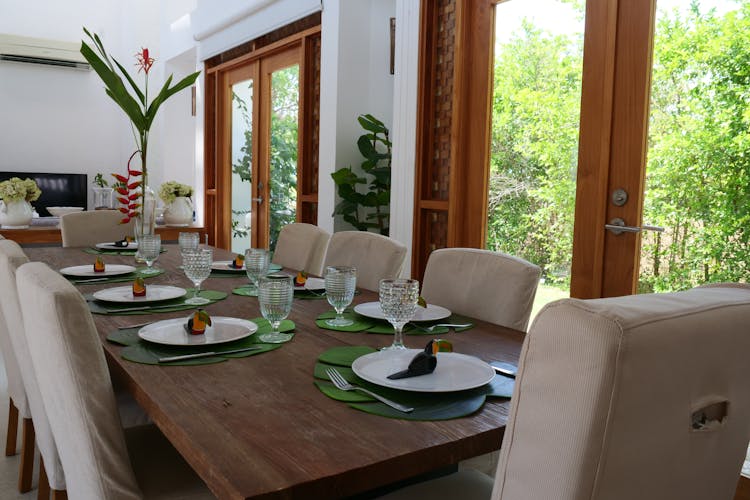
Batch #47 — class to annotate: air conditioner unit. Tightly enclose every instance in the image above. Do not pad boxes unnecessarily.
[0,34,90,70]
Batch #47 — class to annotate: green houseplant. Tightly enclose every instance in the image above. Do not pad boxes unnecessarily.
[331,114,391,235]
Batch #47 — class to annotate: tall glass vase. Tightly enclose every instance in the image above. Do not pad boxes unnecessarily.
[134,185,157,262]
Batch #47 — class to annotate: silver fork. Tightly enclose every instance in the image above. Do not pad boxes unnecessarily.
[408,323,472,333]
[325,368,414,413]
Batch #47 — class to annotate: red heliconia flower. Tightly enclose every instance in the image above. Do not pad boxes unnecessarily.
[119,207,129,214]
[120,217,131,224]
[128,181,142,190]
[128,193,140,201]
[128,169,142,177]
[135,48,154,74]
[117,197,129,205]
[116,187,129,195]
[112,173,129,183]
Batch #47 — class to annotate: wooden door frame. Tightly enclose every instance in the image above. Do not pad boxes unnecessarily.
[413,0,658,298]
[204,25,320,250]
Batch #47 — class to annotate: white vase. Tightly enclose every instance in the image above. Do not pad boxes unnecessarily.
[163,196,193,227]
[0,200,33,228]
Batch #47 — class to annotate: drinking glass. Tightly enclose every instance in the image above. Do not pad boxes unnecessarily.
[324,266,357,327]
[178,232,199,257]
[183,248,212,305]
[258,274,294,343]
[138,234,161,275]
[244,248,270,292]
[379,279,420,350]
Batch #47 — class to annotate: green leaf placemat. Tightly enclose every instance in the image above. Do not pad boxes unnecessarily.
[106,317,294,366]
[87,289,227,315]
[313,345,511,421]
[315,311,376,332]
[315,311,474,335]
[68,267,165,285]
[232,286,258,297]
[83,247,167,256]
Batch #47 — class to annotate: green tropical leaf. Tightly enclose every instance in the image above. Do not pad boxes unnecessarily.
[357,135,378,159]
[113,57,145,104]
[145,72,200,128]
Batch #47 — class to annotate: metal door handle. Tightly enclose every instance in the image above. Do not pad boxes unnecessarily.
[605,218,664,236]
[252,196,263,205]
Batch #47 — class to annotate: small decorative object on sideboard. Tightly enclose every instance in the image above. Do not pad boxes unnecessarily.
[92,173,115,210]
[159,181,194,227]
[0,177,41,229]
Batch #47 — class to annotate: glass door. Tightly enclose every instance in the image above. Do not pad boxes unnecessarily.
[488,0,585,317]
[639,0,749,292]
[230,76,256,253]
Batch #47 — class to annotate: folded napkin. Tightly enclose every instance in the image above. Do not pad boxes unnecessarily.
[387,340,438,380]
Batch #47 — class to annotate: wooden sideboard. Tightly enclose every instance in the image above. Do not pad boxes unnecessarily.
[0,225,205,245]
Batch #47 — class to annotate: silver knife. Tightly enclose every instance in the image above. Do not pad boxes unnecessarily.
[73,277,112,283]
[158,346,262,363]
[490,361,518,378]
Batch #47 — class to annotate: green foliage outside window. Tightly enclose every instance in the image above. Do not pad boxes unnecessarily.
[488,1,750,291]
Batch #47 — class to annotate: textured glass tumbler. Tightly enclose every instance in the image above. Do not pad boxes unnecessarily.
[177,232,199,269]
[379,279,420,350]
[244,248,270,292]
[183,248,212,305]
[139,234,161,275]
[324,266,357,327]
[258,274,294,343]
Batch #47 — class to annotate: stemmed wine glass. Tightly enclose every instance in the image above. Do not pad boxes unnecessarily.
[379,279,420,350]
[139,234,161,275]
[258,274,294,343]
[183,248,212,305]
[324,266,357,327]
[178,232,199,265]
[244,248,270,293]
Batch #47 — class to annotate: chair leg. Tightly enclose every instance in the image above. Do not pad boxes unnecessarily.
[51,490,68,500]
[5,399,19,456]
[18,417,34,493]
[38,456,51,500]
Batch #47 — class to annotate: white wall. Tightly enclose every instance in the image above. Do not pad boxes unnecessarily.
[0,0,194,212]
[318,0,396,233]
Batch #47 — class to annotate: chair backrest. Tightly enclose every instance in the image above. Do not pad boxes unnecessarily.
[0,241,30,417]
[421,248,541,331]
[323,231,407,291]
[0,241,67,489]
[16,262,141,499]
[60,210,134,248]
[272,223,331,276]
[494,284,750,500]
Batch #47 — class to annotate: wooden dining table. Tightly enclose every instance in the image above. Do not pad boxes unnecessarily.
[25,244,525,499]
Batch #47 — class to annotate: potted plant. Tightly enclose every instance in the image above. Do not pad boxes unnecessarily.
[159,181,194,227]
[92,173,115,210]
[331,114,391,235]
[0,177,41,228]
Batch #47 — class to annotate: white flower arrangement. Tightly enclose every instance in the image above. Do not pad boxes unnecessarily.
[0,177,42,203]
[158,181,193,204]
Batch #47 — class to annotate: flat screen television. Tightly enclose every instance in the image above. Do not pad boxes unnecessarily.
[0,172,87,217]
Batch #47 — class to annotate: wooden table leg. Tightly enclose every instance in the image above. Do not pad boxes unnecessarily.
[18,417,34,493]
[5,399,18,456]
[38,457,50,500]
[51,490,68,500]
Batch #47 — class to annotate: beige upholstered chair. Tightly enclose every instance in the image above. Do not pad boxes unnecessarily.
[421,248,541,331]
[0,240,35,492]
[272,223,331,276]
[380,284,750,500]
[16,262,211,499]
[323,231,407,291]
[60,210,134,247]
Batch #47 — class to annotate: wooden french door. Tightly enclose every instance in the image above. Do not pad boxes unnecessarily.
[204,25,320,252]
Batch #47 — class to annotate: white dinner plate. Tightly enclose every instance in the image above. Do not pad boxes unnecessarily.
[351,349,495,392]
[92,285,186,304]
[60,264,136,277]
[138,317,258,346]
[95,241,138,250]
[294,277,325,291]
[353,301,451,322]
[211,261,283,272]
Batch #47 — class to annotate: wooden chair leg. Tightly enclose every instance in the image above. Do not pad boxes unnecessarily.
[18,417,34,493]
[38,456,51,500]
[5,398,19,456]
[51,489,68,500]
